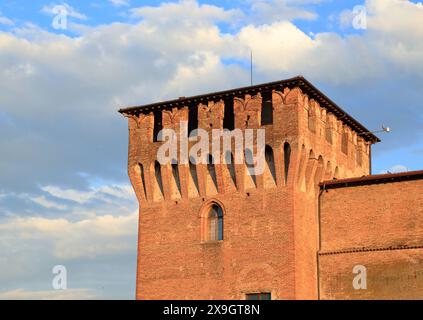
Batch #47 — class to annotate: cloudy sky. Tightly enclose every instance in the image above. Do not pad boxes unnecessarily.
[0,0,422,299]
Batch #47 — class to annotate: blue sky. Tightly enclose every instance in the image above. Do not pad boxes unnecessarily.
[0,0,422,299]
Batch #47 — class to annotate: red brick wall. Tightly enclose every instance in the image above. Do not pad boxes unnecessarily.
[137,189,296,300]
[319,179,423,299]
[320,180,423,251]
[126,86,372,300]
[319,249,423,299]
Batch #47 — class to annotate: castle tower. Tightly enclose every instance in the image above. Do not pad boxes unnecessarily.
[119,76,379,300]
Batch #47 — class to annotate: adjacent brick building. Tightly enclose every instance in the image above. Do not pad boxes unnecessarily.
[319,171,423,299]
[119,76,423,300]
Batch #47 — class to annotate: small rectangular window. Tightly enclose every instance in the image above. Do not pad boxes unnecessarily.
[261,91,273,126]
[188,104,199,136]
[246,293,271,300]
[223,97,235,131]
[153,110,162,142]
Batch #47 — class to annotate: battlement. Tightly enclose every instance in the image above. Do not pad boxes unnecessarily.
[120,77,377,204]
[120,76,379,140]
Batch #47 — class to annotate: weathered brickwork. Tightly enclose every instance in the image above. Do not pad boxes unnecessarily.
[319,177,423,299]
[119,77,421,300]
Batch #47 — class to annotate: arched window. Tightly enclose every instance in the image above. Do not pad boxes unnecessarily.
[208,204,223,241]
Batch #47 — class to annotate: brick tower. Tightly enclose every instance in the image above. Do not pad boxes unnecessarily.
[119,76,379,300]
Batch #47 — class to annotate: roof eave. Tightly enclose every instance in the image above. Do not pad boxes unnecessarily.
[118,76,380,143]
[320,170,423,189]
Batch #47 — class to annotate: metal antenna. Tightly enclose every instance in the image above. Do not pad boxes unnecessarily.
[382,125,391,133]
[358,124,391,135]
[250,50,253,86]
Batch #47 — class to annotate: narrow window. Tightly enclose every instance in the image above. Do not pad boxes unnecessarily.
[153,110,162,142]
[246,293,271,300]
[188,104,198,135]
[283,142,291,185]
[261,91,273,125]
[139,163,147,198]
[209,204,223,241]
[223,97,235,131]
[264,145,276,187]
[153,161,164,201]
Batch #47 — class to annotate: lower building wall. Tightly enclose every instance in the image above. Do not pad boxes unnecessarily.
[319,249,423,300]
[135,167,422,300]
[136,189,296,300]
[319,178,423,299]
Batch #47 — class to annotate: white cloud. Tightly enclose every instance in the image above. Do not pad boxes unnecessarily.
[3,63,36,79]
[109,0,130,7]
[130,0,242,26]
[41,186,96,204]
[41,184,135,204]
[0,211,138,260]
[0,181,138,299]
[237,21,314,71]
[338,8,356,29]
[41,3,87,20]
[248,0,321,23]
[0,288,98,300]
[0,11,14,26]
[31,195,67,210]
